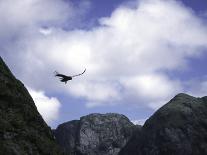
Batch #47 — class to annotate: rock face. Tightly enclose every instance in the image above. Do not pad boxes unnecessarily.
[54,113,138,155]
[0,57,62,154]
[119,93,207,155]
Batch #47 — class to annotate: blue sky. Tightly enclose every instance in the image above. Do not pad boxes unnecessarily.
[1,0,207,128]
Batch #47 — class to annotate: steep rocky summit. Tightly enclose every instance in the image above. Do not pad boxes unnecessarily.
[0,57,62,154]
[54,113,138,155]
[119,93,207,155]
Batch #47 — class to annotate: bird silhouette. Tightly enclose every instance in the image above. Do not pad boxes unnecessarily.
[54,69,86,84]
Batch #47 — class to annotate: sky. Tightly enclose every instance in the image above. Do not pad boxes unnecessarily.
[1,0,207,128]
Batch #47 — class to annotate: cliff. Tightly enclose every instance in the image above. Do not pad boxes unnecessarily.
[54,113,139,155]
[0,57,62,155]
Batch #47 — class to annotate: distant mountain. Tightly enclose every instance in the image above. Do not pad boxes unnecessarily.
[119,93,207,155]
[54,113,139,155]
[0,57,62,154]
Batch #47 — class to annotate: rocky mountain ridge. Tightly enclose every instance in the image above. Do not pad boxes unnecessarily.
[54,93,207,155]
[1,56,207,155]
[0,56,62,154]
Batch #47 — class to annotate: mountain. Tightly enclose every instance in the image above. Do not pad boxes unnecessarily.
[0,57,62,154]
[2,55,207,155]
[54,113,139,155]
[119,93,207,155]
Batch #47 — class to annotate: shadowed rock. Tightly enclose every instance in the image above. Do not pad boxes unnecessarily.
[0,57,62,155]
[119,93,207,155]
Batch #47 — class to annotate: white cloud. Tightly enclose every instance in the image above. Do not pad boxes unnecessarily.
[28,88,61,124]
[121,73,182,109]
[0,0,72,39]
[122,74,181,100]
[1,0,207,110]
[69,81,121,103]
[131,119,146,125]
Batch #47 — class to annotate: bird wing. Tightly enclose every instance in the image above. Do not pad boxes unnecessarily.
[54,71,69,78]
[72,68,86,77]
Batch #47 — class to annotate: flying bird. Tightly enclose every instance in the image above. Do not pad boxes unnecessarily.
[54,69,86,84]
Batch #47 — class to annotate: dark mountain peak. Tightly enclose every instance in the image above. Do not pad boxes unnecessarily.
[0,56,14,76]
[0,57,62,154]
[174,92,195,99]
[149,93,202,121]
[119,93,207,155]
[171,93,201,104]
[166,93,198,107]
